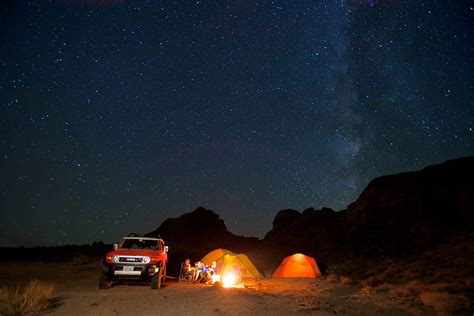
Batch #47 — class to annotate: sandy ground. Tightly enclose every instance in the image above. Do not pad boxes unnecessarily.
[0,261,432,315]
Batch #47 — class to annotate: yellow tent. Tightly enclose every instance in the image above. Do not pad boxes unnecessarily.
[201,250,263,280]
[201,248,232,266]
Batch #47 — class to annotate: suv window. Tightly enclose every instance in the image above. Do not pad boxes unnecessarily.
[120,239,160,250]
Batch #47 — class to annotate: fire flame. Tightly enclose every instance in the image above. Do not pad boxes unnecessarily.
[222,273,237,288]
[211,274,221,284]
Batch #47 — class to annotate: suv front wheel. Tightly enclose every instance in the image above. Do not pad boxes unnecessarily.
[99,273,112,289]
[151,264,166,289]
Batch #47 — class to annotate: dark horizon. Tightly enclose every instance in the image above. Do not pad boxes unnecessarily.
[2,155,472,248]
[1,1,473,247]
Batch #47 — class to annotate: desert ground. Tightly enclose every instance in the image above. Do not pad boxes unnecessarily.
[0,261,442,316]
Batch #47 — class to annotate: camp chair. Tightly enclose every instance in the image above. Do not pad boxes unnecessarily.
[178,262,193,282]
[197,269,212,284]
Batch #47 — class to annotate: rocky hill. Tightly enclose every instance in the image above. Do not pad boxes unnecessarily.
[262,207,346,271]
[146,207,260,274]
[343,156,474,255]
[146,156,474,275]
[262,156,474,268]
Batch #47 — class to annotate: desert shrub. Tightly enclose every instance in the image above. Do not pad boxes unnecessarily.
[360,285,374,294]
[404,280,426,294]
[374,282,393,291]
[362,263,397,287]
[326,262,356,276]
[388,281,424,301]
[0,288,8,313]
[464,276,474,289]
[0,280,55,315]
[427,282,467,293]
[387,280,425,298]
[419,291,468,313]
[339,276,352,285]
[361,275,381,287]
[325,274,338,283]
[389,286,414,299]
[72,254,92,265]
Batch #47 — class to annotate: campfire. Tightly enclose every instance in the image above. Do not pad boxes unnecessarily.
[218,272,244,288]
[211,274,221,284]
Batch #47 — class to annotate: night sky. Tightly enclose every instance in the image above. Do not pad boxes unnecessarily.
[1,0,473,247]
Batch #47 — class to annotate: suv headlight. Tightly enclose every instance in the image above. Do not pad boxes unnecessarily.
[112,256,119,263]
[143,256,150,264]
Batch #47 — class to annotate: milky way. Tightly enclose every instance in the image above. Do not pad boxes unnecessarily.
[1,0,473,246]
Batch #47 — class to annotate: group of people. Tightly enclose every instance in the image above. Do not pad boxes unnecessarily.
[182,259,220,284]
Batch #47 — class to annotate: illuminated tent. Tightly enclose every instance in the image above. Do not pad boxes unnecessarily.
[201,250,263,280]
[272,253,321,278]
[201,248,232,265]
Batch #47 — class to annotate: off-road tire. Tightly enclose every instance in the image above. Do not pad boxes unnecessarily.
[151,264,166,289]
[162,264,167,285]
[99,273,111,289]
[151,272,160,289]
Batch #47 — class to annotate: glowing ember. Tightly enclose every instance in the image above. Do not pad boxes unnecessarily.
[211,274,221,283]
[222,273,237,288]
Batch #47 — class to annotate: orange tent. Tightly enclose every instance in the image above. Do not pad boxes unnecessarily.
[272,253,321,278]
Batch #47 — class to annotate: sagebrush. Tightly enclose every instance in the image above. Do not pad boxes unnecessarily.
[0,280,55,315]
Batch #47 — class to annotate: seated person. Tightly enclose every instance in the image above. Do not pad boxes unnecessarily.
[196,262,212,283]
[193,261,202,282]
[184,259,192,271]
[209,261,219,275]
[182,259,195,280]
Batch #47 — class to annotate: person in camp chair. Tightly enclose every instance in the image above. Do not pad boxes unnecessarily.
[183,259,196,280]
[209,261,219,275]
[196,261,213,283]
[193,261,203,282]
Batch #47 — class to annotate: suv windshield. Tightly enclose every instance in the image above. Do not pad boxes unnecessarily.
[120,239,160,250]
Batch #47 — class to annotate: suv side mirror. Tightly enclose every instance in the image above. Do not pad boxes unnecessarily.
[113,243,118,250]
[164,246,169,253]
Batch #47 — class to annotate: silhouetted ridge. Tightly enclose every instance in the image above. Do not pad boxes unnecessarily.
[145,156,474,275]
[145,207,259,275]
[344,156,474,254]
[146,207,234,243]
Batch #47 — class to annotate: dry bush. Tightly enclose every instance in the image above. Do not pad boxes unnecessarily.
[389,286,414,299]
[325,262,353,276]
[0,280,55,315]
[360,285,374,294]
[362,263,398,287]
[464,276,474,289]
[361,275,381,287]
[431,270,456,283]
[339,276,352,285]
[427,282,466,293]
[419,291,468,313]
[72,254,92,265]
[388,280,424,301]
[0,288,9,313]
[374,282,392,291]
[388,280,424,297]
[401,280,465,294]
[404,280,426,294]
[325,274,338,283]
